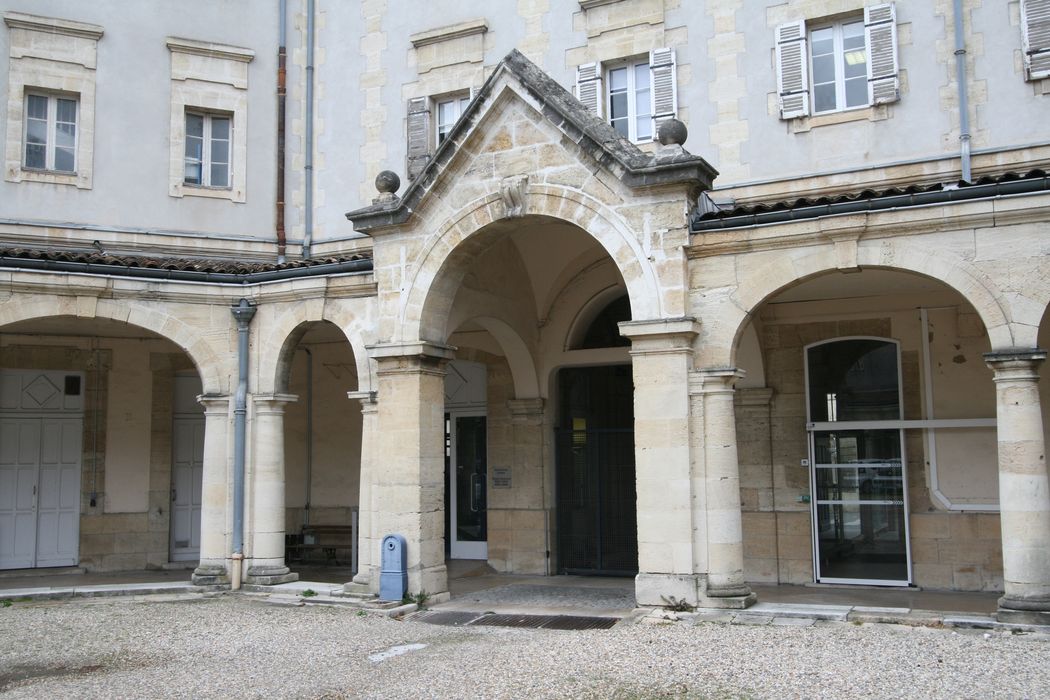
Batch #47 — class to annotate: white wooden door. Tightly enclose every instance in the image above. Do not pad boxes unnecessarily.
[169,417,204,561]
[0,417,81,569]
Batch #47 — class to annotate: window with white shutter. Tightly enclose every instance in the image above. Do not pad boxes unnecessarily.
[574,49,677,143]
[1021,0,1050,81]
[777,4,899,120]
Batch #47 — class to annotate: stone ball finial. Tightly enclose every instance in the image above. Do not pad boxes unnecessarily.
[375,170,400,195]
[657,118,688,147]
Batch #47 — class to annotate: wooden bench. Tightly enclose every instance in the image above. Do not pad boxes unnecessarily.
[286,524,354,566]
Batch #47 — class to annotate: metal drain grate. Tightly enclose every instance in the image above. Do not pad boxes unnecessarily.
[416,611,619,631]
[412,611,485,626]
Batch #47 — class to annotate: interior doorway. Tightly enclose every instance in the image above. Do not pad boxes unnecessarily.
[806,338,911,585]
[444,360,488,560]
[555,365,636,575]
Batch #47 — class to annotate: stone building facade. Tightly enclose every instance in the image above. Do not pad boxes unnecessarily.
[1,0,1049,622]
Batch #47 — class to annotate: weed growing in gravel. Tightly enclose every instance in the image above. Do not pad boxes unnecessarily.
[661,595,695,613]
[402,590,430,609]
[356,610,367,617]
[1,599,12,608]
[301,589,317,598]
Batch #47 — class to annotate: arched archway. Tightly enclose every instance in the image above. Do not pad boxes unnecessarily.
[0,312,211,573]
[723,267,1002,592]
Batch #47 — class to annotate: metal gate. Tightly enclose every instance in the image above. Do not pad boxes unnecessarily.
[555,427,636,575]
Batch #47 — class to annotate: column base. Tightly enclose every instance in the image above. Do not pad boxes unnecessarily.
[997,594,1050,624]
[635,573,757,609]
[244,565,299,585]
[343,570,372,596]
[191,564,229,586]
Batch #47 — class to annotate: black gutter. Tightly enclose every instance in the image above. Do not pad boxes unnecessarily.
[0,256,374,284]
[691,174,1050,232]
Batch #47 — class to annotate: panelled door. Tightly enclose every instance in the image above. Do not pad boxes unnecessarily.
[806,338,911,585]
[169,417,204,561]
[0,417,82,569]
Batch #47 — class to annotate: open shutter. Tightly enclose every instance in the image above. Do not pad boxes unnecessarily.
[575,62,603,117]
[405,97,431,181]
[1022,0,1050,80]
[865,3,899,105]
[649,47,677,138]
[775,20,809,119]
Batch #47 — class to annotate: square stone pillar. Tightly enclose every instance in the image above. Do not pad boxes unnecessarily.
[695,368,756,608]
[619,318,701,607]
[244,393,298,585]
[368,341,455,601]
[500,398,547,574]
[344,391,377,594]
[192,395,232,586]
[985,350,1050,623]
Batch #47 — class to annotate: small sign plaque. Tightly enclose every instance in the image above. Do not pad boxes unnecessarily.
[492,467,511,488]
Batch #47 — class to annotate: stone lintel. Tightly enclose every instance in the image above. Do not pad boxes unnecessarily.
[579,0,622,9]
[409,18,488,48]
[4,11,104,40]
[197,393,231,411]
[165,36,256,63]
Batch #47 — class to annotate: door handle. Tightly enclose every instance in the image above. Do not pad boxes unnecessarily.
[470,473,483,513]
[171,488,176,502]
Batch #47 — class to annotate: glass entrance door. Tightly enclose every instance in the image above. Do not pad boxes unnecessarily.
[806,338,911,585]
[446,413,487,560]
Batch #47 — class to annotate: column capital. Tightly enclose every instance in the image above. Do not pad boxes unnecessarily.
[252,393,298,413]
[690,367,746,395]
[735,387,774,407]
[368,341,456,376]
[197,393,231,413]
[619,317,700,356]
[984,349,1046,381]
[348,389,379,415]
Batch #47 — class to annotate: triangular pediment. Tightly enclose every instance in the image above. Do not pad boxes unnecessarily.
[346,49,716,234]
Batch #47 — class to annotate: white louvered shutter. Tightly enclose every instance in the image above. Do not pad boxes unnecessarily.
[575,62,603,117]
[865,3,900,105]
[775,20,809,119]
[406,97,431,181]
[1022,0,1050,80]
[649,47,678,137]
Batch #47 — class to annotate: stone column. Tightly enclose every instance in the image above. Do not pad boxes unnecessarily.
[368,342,455,601]
[619,318,701,607]
[503,398,547,574]
[984,350,1050,623]
[192,395,232,585]
[344,391,377,594]
[244,393,298,585]
[697,368,756,608]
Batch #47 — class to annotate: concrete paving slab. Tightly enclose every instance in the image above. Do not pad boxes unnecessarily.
[732,614,773,625]
[749,601,851,620]
[771,617,817,627]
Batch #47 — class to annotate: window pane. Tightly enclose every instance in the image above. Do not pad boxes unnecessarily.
[184,161,202,184]
[54,146,75,173]
[609,66,627,91]
[56,122,76,149]
[636,115,651,141]
[609,92,628,121]
[24,143,45,169]
[211,139,229,165]
[812,53,836,84]
[186,114,204,138]
[634,63,649,89]
[610,116,629,138]
[26,118,47,146]
[184,135,202,161]
[843,21,865,43]
[437,100,455,127]
[210,116,230,140]
[27,95,48,120]
[811,27,834,56]
[814,82,837,113]
[210,162,229,187]
[845,76,867,107]
[56,98,77,124]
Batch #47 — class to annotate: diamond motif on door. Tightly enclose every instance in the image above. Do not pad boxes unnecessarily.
[23,376,60,408]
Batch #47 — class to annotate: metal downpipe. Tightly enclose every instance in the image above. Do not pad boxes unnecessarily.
[231,298,257,589]
[953,0,972,182]
[302,0,315,259]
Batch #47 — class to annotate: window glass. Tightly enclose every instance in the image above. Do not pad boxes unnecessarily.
[24,94,77,172]
[608,66,629,138]
[807,339,901,422]
[633,63,651,141]
[811,20,869,114]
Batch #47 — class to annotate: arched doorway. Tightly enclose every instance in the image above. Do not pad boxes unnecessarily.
[0,315,206,572]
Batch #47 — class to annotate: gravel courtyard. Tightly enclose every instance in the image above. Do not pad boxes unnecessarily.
[1,594,1048,699]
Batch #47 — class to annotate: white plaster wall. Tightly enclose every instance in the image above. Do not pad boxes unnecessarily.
[0,0,278,243]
